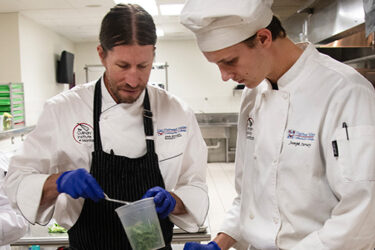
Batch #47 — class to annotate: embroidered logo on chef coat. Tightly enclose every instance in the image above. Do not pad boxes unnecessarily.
[157,126,187,140]
[246,117,254,140]
[73,123,94,144]
[287,129,315,148]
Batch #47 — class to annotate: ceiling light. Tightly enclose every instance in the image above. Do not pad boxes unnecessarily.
[156,29,164,37]
[113,0,158,16]
[159,4,184,16]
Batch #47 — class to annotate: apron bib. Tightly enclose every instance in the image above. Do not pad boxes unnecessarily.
[68,79,174,249]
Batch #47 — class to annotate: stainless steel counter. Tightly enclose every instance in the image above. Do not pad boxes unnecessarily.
[12,225,210,246]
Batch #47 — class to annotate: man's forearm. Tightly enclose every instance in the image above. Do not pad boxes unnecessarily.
[213,233,236,250]
[40,173,61,207]
[170,192,187,215]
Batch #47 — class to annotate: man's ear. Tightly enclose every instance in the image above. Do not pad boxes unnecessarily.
[97,45,106,65]
[256,28,272,48]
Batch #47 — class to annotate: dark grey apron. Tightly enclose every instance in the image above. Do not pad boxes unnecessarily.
[67,79,174,249]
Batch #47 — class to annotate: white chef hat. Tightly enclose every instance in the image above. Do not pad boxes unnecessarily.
[180,0,274,52]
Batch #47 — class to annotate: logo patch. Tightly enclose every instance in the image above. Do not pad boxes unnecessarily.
[287,129,315,148]
[287,129,315,141]
[73,123,94,144]
[246,117,254,140]
[157,126,187,140]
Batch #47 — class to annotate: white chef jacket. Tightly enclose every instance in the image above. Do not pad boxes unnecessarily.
[0,170,27,249]
[5,78,208,233]
[220,43,375,250]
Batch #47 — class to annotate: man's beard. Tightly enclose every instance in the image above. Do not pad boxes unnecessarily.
[108,81,145,104]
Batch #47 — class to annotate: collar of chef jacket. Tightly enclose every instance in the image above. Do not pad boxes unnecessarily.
[99,75,146,114]
[277,42,316,92]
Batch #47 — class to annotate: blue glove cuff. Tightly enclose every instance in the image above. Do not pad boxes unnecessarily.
[208,241,221,250]
[56,170,71,193]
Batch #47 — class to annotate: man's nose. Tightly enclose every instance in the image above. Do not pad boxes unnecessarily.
[220,68,234,82]
[126,68,140,87]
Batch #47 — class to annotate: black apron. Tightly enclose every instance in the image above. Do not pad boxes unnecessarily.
[68,79,174,249]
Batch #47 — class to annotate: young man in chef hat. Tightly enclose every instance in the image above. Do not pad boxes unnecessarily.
[181,0,375,249]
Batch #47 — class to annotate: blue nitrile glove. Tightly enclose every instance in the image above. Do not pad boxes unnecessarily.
[184,241,221,250]
[142,186,176,219]
[56,168,104,202]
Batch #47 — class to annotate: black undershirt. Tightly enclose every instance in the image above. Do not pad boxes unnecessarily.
[271,82,279,90]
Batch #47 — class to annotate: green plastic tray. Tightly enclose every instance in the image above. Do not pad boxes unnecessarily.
[12,98,23,102]
[13,116,24,121]
[13,110,23,115]
[0,99,10,105]
[12,103,23,108]
[0,85,9,92]
[11,83,23,89]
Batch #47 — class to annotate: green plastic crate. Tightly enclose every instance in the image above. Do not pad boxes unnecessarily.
[0,93,10,97]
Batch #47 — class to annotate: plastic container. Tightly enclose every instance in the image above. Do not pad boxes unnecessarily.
[115,197,165,250]
[28,245,40,250]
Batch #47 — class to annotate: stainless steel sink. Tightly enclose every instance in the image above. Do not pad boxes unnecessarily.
[195,113,238,162]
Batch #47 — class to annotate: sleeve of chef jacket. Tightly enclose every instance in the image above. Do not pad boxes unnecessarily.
[0,172,28,245]
[292,81,375,250]
[217,89,253,243]
[5,101,59,225]
[168,110,209,232]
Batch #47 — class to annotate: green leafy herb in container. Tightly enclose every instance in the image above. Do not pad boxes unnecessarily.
[48,223,67,233]
[126,221,164,250]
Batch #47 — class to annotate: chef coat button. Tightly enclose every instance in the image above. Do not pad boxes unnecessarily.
[282,93,288,99]
[249,214,254,220]
[272,159,278,165]
[273,217,279,224]
[253,154,257,160]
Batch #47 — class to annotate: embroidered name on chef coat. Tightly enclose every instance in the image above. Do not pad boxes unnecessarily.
[246,117,254,140]
[73,123,94,144]
[287,129,315,148]
[157,126,187,140]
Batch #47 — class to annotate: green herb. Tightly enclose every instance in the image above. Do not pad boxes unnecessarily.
[48,223,67,233]
[126,221,163,250]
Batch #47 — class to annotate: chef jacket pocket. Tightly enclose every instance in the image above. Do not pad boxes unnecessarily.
[159,152,183,163]
[335,126,375,181]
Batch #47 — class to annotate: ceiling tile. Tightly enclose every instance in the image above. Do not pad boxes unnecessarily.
[0,0,314,42]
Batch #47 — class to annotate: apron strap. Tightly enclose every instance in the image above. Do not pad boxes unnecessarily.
[93,79,103,152]
[143,88,155,153]
[93,79,155,153]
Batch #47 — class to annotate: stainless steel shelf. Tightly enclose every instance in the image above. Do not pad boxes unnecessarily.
[344,54,375,64]
[0,126,35,140]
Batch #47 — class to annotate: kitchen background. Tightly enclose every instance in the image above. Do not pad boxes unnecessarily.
[0,0,374,249]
